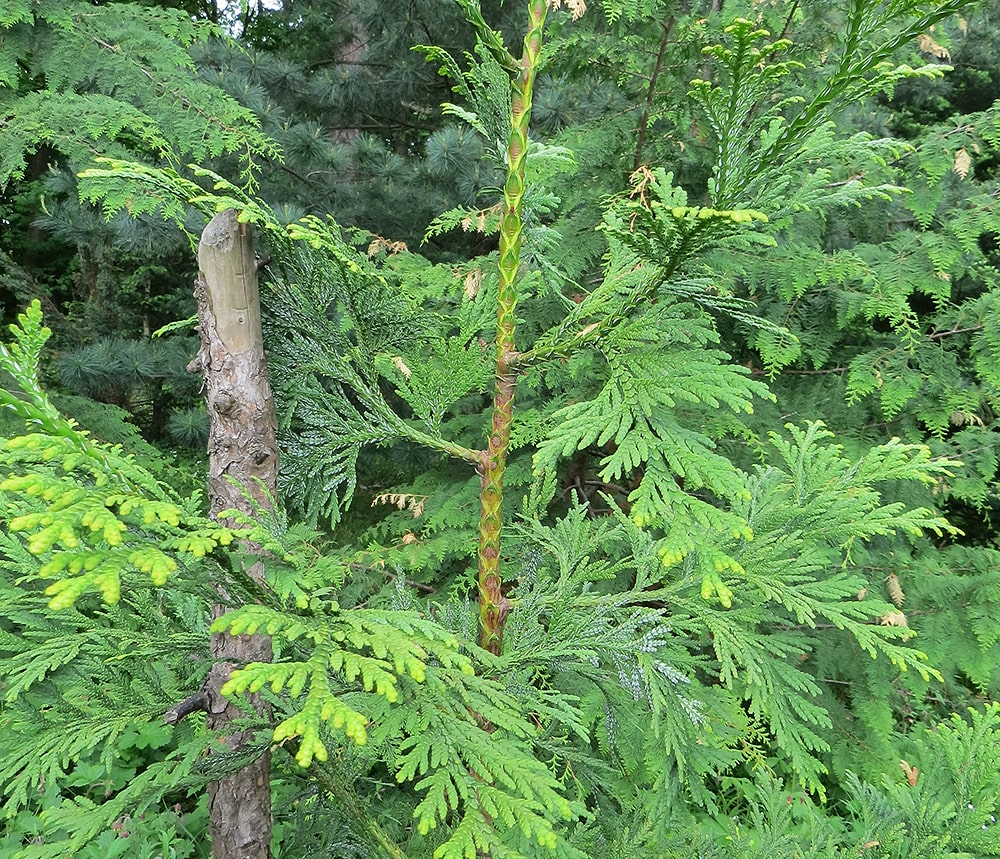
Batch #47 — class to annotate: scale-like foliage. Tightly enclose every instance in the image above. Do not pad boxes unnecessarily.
[207,529,594,859]
[0,303,240,853]
[0,572,210,832]
[417,40,513,160]
[0,303,235,606]
[216,602,474,764]
[529,170,781,582]
[6,0,995,855]
[506,416,959,802]
[690,5,963,212]
[378,336,494,436]
[716,423,957,790]
[534,298,764,567]
[263,217,484,527]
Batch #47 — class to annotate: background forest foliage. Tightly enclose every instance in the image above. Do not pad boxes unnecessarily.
[1,0,1000,857]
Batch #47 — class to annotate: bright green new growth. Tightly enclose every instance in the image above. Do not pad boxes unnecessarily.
[213,603,474,765]
[0,302,235,608]
[0,305,580,859]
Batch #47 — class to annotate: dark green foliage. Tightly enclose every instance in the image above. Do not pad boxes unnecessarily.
[185,0,524,250]
[0,1,276,187]
[165,404,209,449]
[0,2,276,447]
[53,335,204,440]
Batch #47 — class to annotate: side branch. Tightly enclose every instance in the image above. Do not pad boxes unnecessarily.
[400,424,484,465]
[633,18,674,173]
[163,690,210,725]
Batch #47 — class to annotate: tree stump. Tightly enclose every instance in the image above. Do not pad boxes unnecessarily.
[189,209,277,859]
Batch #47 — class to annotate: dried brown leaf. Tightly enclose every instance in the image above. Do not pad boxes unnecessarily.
[879,610,908,627]
[464,268,483,300]
[392,356,412,379]
[953,147,971,178]
[917,32,951,60]
[546,0,586,19]
[372,492,427,517]
[886,572,905,607]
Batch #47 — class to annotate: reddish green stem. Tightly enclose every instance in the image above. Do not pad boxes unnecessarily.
[477,0,547,656]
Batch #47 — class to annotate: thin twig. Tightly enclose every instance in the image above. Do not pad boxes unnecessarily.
[929,324,983,340]
[632,18,674,173]
[777,0,800,41]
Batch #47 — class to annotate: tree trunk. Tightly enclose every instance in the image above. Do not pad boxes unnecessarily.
[189,209,277,859]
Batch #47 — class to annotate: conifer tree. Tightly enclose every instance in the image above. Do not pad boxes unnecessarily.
[3,0,1000,856]
[188,0,522,250]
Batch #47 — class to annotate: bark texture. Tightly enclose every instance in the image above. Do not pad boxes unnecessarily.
[189,209,278,859]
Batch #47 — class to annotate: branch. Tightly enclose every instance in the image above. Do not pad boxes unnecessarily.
[632,17,674,173]
[398,422,483,465]
[929,324,983,340]
[163,689,210,725]
[750,366,847,376]
[777,0,799,41]
[453,0,517,72]
[277,743,411,859]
